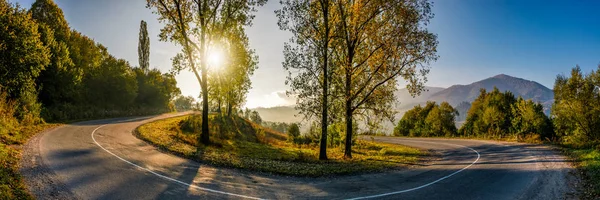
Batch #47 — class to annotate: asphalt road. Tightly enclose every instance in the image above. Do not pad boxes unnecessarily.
[20,113,576,199]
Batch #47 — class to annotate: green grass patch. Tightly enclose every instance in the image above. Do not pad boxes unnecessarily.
[564,147,600,199]
[136,114,425,177]
[0,123,58,200]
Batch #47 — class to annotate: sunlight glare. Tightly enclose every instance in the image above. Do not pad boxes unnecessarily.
[207,46,224,69]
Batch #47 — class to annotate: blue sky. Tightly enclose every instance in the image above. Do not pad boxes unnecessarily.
[10,0,600,108]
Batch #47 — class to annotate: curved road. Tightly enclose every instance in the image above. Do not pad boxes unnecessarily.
[20,113,576,199]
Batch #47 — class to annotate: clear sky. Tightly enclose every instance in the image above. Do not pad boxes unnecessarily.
[10,0,600,108]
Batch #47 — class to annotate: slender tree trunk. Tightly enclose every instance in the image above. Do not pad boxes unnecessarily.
[344,60,353,158]
[344,99,353,158]
[319,0,330,161]
[227,101,232,117]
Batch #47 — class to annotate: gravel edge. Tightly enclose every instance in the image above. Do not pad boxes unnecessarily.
[19,125,79,200]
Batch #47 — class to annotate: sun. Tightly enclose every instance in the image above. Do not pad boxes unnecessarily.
[207,45,224,69]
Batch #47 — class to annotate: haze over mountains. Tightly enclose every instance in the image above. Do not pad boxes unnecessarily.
[253,74,554,130]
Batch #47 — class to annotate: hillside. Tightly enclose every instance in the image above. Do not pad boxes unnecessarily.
[429,74,553,106]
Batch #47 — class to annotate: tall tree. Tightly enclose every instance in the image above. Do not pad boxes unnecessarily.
[208,26,258,117]
[0,0,50,122]
[332,0,438,158]
[552,66,600,146]
[138,20,150,72]
[30,0,79,108]
[277,0,333,160]
[147,0,265,145]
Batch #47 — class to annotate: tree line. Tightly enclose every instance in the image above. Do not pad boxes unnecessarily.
[0,0,181,127]
[395,66,600,148]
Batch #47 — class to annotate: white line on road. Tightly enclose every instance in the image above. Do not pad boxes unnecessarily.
[91,124,264,200]
[347,140,481,200]
[91,120,480,200]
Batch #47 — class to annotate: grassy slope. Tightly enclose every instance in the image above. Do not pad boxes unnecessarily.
[0,124,59,199]
[136,115,425,177]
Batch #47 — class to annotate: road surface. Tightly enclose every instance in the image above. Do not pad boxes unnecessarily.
[20,113,576,199]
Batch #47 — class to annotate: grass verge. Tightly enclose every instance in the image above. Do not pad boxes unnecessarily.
[0,124,59,199]
[563,147,600,199]
[136,115,425,177]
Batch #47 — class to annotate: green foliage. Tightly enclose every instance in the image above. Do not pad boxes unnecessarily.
[287,123,300,138]
[262,121,291,134]
[552,66,600,148]
[394,101,458,137]
[249,110,262,125]
[0,0,49,123]
[138,20,149,71]
[458,87,552,141]
[173,95,195,111]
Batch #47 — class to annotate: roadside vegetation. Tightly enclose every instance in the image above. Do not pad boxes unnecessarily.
[394,66,600,198]
[136,114,424,177]
[0,0,183,198]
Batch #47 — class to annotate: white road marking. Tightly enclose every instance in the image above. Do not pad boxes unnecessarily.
[91,120,481,200]
[91,124,263,200]
[346,140,481,200]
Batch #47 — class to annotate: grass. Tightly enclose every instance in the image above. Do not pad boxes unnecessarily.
[136,114,425,177]
[0,123,59,200]
[563,147,600,199]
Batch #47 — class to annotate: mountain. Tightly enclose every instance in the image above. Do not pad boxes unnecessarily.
[428,74,553,106]
[394,86,445,110]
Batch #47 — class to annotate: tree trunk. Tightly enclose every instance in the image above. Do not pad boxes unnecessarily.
[201,75,210,145]
[227,101,232,117]
[319,0,330,161]
[344,99,353,158]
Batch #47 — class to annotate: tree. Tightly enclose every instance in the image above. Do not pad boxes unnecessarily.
[460,88,516,138]
[552,66,600,147]
[394,101,457,137]
[511,97,552,140]
[174,95,195,111]
[332,0,438,158]
[147,0,266,145]
[29,0,79,109]
[288,123,300,138]
[250,110,262,125]
[277,0,333,160]
[138,20,150,72]
[0,0,50,122]
[208,27,258,117]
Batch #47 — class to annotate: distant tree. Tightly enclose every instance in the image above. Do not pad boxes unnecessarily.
[288,123,300,138]
[552,66,600,147]
[138,20,150,72]
[511,97,553,140]
[394,101,457,137]
[174,95,195,111]
[250,110,262,125]
[458,87,553,141]
[0,0,50,122]
[460,88,516,138]
[147,0,266,145]
[332,0,438,158]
